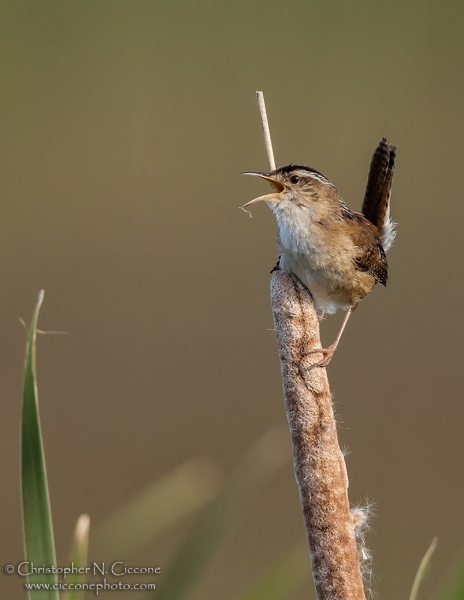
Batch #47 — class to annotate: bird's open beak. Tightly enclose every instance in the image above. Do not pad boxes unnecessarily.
[241,172,285,207]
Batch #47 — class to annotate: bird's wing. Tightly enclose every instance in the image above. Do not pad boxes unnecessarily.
[354,243,388,287]
[361,137,397,251]
[349,214,389,287]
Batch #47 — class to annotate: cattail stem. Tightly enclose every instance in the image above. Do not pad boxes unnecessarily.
[254,92,366,599]
[271,272,366,600]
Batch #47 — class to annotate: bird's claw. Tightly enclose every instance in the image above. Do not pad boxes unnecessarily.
[307,344,338,370]
[270,256,281,274]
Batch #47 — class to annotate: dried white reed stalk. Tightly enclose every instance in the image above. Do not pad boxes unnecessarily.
[256,91,276,172]
[256,92,366,599]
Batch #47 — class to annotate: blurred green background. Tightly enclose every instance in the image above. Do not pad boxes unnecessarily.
[2,1,464,598]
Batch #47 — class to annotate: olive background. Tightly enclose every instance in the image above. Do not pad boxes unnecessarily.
[2,2,464,599]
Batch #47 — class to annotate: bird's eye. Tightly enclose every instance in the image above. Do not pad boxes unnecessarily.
[290,175,300,184]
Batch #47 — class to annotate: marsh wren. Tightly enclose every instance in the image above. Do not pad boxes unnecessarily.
[242,138,396,368]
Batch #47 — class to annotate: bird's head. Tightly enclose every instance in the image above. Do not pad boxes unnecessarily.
[242,165,337,212]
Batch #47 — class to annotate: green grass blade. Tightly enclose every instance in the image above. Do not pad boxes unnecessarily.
[436,545,464,600]
[21,291,59,600]
[151,428,290,600]
[63,514,90,600]
[236,541,311,600]
[409,537,438,600]
[92,459,222,562]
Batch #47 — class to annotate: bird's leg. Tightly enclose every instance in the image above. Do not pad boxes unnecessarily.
[308,306,354,369]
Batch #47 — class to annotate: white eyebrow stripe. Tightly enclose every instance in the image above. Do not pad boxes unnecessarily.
[307,173,332,185]
[296,170,334,186]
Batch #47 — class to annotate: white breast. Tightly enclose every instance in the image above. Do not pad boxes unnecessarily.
[274,204,355,314]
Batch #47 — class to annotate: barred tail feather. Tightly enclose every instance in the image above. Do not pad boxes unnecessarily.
[362,138,397,250]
